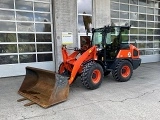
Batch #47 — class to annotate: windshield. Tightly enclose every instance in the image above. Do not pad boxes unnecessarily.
[92,26,129,49]
[92,32,111,49]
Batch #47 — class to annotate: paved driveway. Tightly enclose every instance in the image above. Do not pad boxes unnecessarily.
[0,62,160,120]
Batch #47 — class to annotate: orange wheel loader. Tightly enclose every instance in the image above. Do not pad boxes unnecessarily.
[18,25,141,108]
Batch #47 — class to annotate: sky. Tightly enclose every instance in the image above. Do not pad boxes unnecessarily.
[78,0,92,14]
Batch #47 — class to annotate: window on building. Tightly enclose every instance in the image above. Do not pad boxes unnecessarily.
[111,0,160,56]
[0,0,53,64]
[78,0,92,33]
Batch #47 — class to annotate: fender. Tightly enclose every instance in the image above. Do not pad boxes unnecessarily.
[116,44,140,59]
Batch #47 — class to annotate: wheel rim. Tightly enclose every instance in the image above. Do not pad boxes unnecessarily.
[92,69,101,84]
[121,65,130,78]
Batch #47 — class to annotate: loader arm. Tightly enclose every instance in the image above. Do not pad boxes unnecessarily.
[68,46,97,84]
[62,46,80,63]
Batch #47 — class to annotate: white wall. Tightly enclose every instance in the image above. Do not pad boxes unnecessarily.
[92,0,111,28]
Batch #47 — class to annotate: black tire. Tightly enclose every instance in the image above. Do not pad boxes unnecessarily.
[112,60,133,82]
[81,61,103,90]
[104,71,111,76]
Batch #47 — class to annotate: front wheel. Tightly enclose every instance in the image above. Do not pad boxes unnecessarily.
[112,60,133,82]
[81,61,103,90]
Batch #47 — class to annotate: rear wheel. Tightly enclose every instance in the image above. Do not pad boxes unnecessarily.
[112,60,133,82]
[81,61,103,90]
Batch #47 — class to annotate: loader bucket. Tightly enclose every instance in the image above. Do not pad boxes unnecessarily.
[18,67,69,108]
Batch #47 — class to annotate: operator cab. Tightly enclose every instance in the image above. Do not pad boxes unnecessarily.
[92,26,130,60]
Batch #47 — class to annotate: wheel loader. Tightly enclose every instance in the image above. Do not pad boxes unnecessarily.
[18,25,141,108]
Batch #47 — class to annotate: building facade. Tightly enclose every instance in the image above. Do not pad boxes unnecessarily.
[0,0,159,77]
